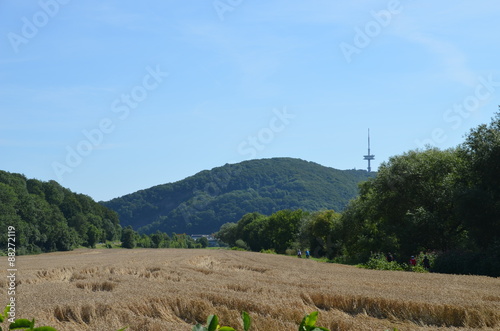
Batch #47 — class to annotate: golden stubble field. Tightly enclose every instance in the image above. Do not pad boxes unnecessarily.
[1,249,500,331]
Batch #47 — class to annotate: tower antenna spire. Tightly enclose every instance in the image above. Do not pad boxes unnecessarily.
[363,129,375,172]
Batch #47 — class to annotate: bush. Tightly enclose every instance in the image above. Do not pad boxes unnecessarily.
[230,247,247,251]
[360,253,405,271]
[434,247,500,277]
[234,239,250,250]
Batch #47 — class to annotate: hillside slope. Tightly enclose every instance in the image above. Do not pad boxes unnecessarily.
[102,158,374,234]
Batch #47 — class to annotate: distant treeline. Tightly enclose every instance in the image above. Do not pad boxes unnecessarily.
[0,172,208,254]
[0,173,121,254]
[120,227,208,249]
[217,111,500,277]
[102,157,374,235]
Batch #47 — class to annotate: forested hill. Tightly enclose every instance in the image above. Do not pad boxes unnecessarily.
[102,158,374,234]
[0,171,121,254]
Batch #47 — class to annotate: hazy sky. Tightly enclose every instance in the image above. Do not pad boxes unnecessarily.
[1,0,500,201]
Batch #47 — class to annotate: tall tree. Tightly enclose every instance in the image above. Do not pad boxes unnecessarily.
[457,111,500,248]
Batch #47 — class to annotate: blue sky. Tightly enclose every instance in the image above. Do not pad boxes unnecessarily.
[1,0,500,202]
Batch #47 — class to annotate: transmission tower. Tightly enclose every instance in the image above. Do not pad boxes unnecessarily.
[363,129,375,172]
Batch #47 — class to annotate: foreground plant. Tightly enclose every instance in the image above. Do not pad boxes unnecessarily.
[298,311,329,331]
[0,307,56,331]
[193,311,330,331]
[0,306,127,331]
[192,311,251,331]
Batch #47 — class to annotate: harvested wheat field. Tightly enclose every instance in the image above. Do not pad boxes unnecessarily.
[2,249,500,331]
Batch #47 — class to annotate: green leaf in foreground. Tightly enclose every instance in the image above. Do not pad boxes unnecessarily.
[206,315,218,331]
[1,306,10,323]
[9,318,34,330]
[305,311,318,327]
[242,311,251,331]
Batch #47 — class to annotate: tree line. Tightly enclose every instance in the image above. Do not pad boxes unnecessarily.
[0,173,121,254]
[103,157,373,235]
[120,227,208,249]
[216,111,500,277]
[0,171,209,254]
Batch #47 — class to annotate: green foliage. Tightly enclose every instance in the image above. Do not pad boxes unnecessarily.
[193,311,327,331]
[360,253,405,271]
[216,223,238,247]
[299,311,329,331]
[234,239,250,251]
[230,247,247,251]
[0,171,121,255]
[259,249,277,254]
[103,158,374,235]
[0,313,57,331]
[264,210,304,254]
[192,311,251,331]
[197,237,209,248]
[241,312,251,331]
[336,110,500,276]
[0,306,127,331]
[456,111,500,248]
[217,210,308,254]
[121,227,137,249]
[433,243,500,277]
[306,210,342,258]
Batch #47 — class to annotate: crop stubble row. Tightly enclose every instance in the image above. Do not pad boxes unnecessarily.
[1,249,499,330]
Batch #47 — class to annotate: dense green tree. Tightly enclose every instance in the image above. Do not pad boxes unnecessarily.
[262,209,304,254]
[54,225,80,251]
[307,210,342,258]
[216,222,238,246]
[0,170,125,254]
[137,234,152,248]
[86,224,101,248]
[456,111,500,248]
[340,148,463,261]
[197,236,209,248]
[121,227,137,249]
[150,230,170,248]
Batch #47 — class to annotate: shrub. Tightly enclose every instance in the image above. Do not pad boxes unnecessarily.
[230,247,247,251]
[360,253,405,271]
[433,247,500,277]
[234,239,249,250]
[259,249,277,254]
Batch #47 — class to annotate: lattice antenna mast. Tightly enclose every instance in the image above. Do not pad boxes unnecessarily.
[363,129,375,172]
